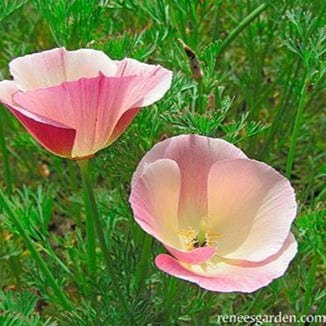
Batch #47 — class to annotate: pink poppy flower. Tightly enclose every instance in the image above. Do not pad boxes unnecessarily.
[0,48,172,159]
[129,134,297,292]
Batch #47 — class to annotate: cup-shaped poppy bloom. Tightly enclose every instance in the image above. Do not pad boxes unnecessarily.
[129,134,297,292]
[0,48,172,159]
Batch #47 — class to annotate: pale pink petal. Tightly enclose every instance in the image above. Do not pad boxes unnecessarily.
[132,135,247,230]
[129,159,181,247]
[0,81,75,157]
[114,58,173,106]
[115,58,159,76]
[165,245,216,264]
[155,233,297,293]
[207,159,297,262]
[9,48,117,91]
[0,80,18,104]
[13,74,150,158]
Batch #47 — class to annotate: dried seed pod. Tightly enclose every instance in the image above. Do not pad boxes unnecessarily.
[178,38,203,81]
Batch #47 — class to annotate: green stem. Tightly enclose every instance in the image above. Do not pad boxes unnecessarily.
[0,191,72,310]
[303,253,318,314]
[285,74,308,178]
[214,2,268,66]
[43,242,73,276]
[196,79,205,114]
[0,111,13,195]
[259,59,301,160]
[67,159,82,228]
[165,277,179,315]
[77,159,96,276]
[77,159,131,316]
[134,235,152,293]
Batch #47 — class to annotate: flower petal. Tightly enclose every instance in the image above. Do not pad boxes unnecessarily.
[165,245,216,264]
[0,80,75,157]
[106,107,140,146]
[0,80,17,103]
[115,58,173,106]
[155,233,297,293]
[207,159,297,261]
[129,159,181,247]
[13,74,149,158]
[132,135,247,231]
[9,48,117,91]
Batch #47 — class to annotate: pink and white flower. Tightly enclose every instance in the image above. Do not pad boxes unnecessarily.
[129,134,297,292]
[0,48,172,159]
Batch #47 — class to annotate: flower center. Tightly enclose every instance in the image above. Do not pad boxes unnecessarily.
[178,217,222,251]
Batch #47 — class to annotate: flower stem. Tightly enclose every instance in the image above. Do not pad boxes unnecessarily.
[286,73,308,178]
[67,159,82,228]
[0,190,72,310]
[77,159,131,316]
[0,111,13,195]
[165,277,178,313]
[214,2,268,66]
[77,159,96,276]
[134,234,152,293]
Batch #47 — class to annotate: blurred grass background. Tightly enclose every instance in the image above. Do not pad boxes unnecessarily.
[0,0,325,324]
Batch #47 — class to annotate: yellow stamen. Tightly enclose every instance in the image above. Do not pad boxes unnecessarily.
[178,217,222,250]
[206,229,223,246]
[178,228,197,250]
